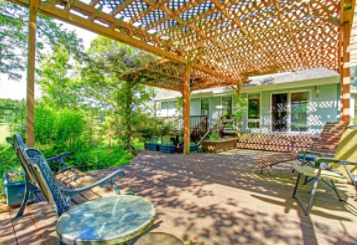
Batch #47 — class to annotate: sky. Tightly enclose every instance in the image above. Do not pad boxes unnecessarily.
[0,21,98,100]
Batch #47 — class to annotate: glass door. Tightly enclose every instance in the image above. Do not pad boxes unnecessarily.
[272,93,288,132]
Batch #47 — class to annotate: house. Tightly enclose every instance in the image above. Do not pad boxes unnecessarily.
[154,68,357,135]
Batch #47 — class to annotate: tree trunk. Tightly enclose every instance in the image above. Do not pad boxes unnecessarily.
[125,82,133,150]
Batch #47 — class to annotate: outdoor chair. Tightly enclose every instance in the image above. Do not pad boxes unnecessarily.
[254,122,348,175]
[292,126,357,215]
[8,134,126,219]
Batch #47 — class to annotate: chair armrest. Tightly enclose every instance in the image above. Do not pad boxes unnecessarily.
[315,158,357,166]
[60,168,126,206]
[47,152,71,171]
[298,150,328,156]
[315,158,357,186]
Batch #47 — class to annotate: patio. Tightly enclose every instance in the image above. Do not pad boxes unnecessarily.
[1,150,356,245]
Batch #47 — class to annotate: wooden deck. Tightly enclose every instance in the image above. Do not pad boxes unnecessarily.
[1,149,357,245]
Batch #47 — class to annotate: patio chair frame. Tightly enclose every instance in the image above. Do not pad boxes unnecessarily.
[292,158,357,215]
[9,134,126,219]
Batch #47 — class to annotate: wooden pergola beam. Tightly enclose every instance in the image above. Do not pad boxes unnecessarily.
[26,0,39,147]
[183,62,191,155]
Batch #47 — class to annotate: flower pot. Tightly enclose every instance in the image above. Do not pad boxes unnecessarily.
[146,143,160,151]
[3,173,36,207]
[190,144,199,152]
[160,145,176,154]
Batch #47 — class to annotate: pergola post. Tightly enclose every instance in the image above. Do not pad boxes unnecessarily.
[183,62,191,155]
[26,0,38,147]
[341,20,351,123]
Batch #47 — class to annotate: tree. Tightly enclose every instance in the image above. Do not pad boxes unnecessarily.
[0,2,84,81]
[36,45,81,108]
[80,37,158,149]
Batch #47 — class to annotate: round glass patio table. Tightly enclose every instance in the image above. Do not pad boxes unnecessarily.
[56,195,156,245]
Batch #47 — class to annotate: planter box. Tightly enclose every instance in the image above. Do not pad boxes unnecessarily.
[202,138,238,153]
[190,144,199,152]
[146,143,160,151]
[3,173,35,207]
[160,145,176,154]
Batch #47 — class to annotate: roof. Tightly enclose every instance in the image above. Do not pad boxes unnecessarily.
[11,0,356,92]
[154,67,344,100]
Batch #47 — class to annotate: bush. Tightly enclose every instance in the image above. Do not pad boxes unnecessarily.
[0,143,19,198]
[208,130,220,140]
[67,146,133,171]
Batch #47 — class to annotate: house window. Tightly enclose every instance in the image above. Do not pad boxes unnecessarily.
[161,102,167,110]
[248,93,260,129]
[222,96,232,118]
[168,101,175,109]
[290,92,308,132]
[201,98,209,116]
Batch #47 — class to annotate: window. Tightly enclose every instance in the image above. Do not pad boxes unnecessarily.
[290,92,308,132]
[201,98,209,116]
[168,101,175,109]
[161,102,167,110]
[248,93,260,129]
[222,97,232,118]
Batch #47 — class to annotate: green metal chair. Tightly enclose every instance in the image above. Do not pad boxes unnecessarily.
[8,134,126,219]
[292,126,357,215]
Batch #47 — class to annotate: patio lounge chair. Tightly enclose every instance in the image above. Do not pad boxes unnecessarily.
[9,134,126,219]
[254,122,348,174]
[292,126,357,215]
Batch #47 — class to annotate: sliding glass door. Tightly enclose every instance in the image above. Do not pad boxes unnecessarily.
[272,93,288,132]
[271,91,309,133]
[290,92,308,132]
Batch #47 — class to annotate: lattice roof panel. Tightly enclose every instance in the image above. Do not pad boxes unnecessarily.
[122,59,241,92]
[10,0,357,92]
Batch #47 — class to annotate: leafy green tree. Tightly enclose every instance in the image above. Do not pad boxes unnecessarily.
[36,45,81,108]
[81,37,158,149]
[0,2,84,81]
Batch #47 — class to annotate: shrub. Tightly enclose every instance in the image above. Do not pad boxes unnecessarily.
[208,130,220,140]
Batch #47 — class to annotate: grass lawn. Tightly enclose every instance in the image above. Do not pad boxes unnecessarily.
[0,124,9,145]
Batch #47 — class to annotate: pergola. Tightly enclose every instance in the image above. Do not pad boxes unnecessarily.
[7,0,357,154]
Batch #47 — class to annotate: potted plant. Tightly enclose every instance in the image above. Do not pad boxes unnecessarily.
[190,142,199,152]
[3,168,36,207]
[160,142,176,154]
[145,139,160,151]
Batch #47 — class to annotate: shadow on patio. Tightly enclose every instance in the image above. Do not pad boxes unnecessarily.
[1,149,357,245]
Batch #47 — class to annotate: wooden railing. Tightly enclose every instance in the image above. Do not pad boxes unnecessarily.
[197,115,225,145]
[190,115,208,142]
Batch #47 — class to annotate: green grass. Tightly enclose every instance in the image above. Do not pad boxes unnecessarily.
[0,124,9,145]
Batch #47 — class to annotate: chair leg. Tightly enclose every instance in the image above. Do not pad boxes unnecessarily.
[269,166,272,176]
[292,173,320,216]
[305,177,320,215]
[292,172,301,197]
[330,180,357,211]
[303,176,314,185]
[13,179,31,220]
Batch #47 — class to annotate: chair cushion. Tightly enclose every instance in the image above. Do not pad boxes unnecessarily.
[292,165,349,183]
[298,153,316,162]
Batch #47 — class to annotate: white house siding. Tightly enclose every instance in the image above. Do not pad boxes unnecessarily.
[155,77,356,134]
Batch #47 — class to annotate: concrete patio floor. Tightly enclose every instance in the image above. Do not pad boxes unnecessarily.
[1,149,357,245]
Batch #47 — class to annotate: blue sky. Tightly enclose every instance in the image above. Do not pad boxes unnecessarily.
[0,21,97,100]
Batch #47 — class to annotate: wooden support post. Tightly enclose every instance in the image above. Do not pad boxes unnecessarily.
[341,21,351,123]
[26,0,38,147]
[183,62,191,155]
